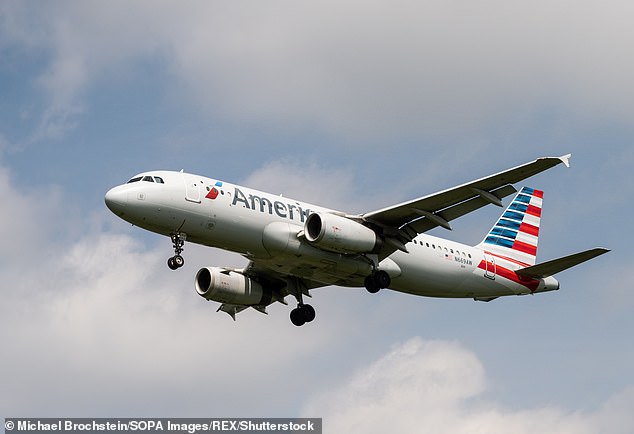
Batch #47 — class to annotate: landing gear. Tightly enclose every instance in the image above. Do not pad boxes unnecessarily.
[364,270,391,294]
[167,233,186,270]
[290,304,316,327]
[287,277,315,326]
[167,255,184,270]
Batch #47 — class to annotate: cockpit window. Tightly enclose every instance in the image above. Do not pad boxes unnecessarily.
[127,175,166,184]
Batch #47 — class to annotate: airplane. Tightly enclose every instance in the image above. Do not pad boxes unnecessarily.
[104,154,609,326]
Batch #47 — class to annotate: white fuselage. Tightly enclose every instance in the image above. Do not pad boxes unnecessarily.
[105,170,559,299]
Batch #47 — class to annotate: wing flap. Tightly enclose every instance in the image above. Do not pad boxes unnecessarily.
[515,248,610,279]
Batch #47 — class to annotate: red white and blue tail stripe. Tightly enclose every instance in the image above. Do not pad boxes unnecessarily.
[478,187,543,266]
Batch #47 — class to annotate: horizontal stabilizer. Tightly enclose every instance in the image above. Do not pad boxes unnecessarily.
[516,248,610,279]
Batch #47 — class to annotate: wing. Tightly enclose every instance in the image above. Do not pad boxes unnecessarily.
[362,154,571,255]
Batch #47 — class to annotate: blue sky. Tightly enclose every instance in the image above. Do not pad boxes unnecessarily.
[1,1,633,432]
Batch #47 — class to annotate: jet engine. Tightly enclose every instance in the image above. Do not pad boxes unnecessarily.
[195,267,272,305]
[304,212,380,254]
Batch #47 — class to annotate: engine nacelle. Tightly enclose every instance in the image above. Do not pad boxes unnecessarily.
[304,212,379,254]
[195,267,272,305]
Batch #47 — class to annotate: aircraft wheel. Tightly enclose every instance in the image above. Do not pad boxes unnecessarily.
[173,255,185,268]
[290,307,306,326]
[290,304,315,326]
[168,255,184,270]
[364,275,381,293]
[167,257,178,270]
[375,270,391,288]
[302,304,316,323]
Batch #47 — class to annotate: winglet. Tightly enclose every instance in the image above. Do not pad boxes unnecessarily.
[559,153,572,168]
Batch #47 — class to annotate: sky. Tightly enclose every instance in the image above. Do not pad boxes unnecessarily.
[1,1,633,432]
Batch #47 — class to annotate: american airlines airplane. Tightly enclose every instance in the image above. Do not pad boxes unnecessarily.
[105,154,608,326]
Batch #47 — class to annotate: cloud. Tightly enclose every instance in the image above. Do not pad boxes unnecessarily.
[0,163,65,264]
[240,158,367,212]
[4,1,634,143]
[303,336,634,434]
[0,226,352,415]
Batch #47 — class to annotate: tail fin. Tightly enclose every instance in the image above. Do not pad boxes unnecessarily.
[477,186,543,265]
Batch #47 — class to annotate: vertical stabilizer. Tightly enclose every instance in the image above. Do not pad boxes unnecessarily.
[477,187,543,265]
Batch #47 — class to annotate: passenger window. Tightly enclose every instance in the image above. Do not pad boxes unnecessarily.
[154,177,164,184]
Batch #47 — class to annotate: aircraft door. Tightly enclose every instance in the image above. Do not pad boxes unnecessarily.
[484,253,496,280]
[184,175,202,203]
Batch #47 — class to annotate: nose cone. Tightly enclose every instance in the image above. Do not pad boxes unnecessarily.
[105,186,128,215]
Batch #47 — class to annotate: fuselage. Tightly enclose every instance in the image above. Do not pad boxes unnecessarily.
[105,170,559,300]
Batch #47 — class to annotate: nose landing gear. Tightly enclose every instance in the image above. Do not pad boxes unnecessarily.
[167,233,186,270]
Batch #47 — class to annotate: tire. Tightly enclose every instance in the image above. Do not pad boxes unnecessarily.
[174,255,185,268]
[290,308,306,326]
[364,275,380,293]
[375,270,391,289]
[167,257,178,270]
[302,304,316,323]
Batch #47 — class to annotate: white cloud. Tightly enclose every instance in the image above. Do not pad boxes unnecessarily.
[303,336,634,434]
[4,1,634,142]
[0,227,354,415]
[240,158,365,212]
[0,164,65,263]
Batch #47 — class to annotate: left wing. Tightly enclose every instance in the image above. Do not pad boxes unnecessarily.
[361,154,571,255]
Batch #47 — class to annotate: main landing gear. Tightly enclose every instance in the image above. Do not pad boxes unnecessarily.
[167,233,186,270]
[290,304,316,327]
[288,278,315,327]
[364,270,391,294]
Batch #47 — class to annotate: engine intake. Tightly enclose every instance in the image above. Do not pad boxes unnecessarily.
[304,212,379,254]
[195,267,272,305]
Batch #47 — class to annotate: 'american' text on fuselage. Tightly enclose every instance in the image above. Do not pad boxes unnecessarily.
[230,187,313,223]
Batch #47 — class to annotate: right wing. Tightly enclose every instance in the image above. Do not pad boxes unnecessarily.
[361,154,571,256]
